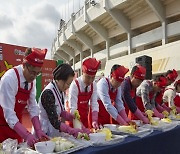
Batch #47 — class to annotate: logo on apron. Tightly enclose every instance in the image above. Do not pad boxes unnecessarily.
[18,100,27,104]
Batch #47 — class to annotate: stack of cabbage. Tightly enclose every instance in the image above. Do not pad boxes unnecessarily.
[117,125,137,134]
[176,114,180,119]
[162,110,169,118]
[161,118,172,123]
[98,128,112,141]
[146,110,172,124]
[0,143,5,154]
[161,110,172,123]
[77,133,90,140]
[170,106,177,116]
[170,106,180,120]
[73,110,90,140]
[51,137,75,152]
[73,110,82,129]
[145,110,159,125]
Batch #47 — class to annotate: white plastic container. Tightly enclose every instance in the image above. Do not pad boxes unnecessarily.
[35,141,55,154]
[103,124,117,131]
[132,120,142,126]
[152,117,160,121]
[89,133,106,143]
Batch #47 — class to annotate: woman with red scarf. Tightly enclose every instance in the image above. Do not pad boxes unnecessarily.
[136,75,167,119]
[155,69,178,112]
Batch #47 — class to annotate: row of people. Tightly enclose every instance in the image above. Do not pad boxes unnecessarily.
[41,57,180,138]
[0,48,180,147]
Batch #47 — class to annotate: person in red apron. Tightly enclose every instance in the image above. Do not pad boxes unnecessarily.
[155,69,178,112]
[174,94,180,107]
[0,48,48,146]
[68,58,101,129]
[121,65,149,123]
[163,79,180,113]
[38,63,84,138]
[97,64,130,125]
[136,75,167,119]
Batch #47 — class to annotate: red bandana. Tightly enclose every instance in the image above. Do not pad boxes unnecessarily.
[133,65,146,80]
[25,48,47,67]
[167,69,178,81]
[155,76,167,88]
[111,66,129,82]
[82,58,101,75]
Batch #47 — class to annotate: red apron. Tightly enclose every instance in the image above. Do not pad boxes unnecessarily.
[121,77,137,119]
[129,81,154,120]
[127,89,137,120]
[174,95,180,107]
[0,68,32,143]
[98,78,118,125]
[75,80,93,128]
[155,90,164,105]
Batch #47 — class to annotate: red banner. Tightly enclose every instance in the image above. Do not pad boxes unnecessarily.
[0,43,57,90]
[41,59,57,90]
[0,43,27,78]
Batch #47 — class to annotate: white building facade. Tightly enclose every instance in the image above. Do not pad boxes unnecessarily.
[51,0,180,77]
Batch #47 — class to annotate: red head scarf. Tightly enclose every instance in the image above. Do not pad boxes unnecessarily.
[25,48,47,67]
[166,69,178,81]
[111,65,129,82]
[132,65,146,80]
[175,80,180,87]
[155,76,167,88]
[82,58,101,76]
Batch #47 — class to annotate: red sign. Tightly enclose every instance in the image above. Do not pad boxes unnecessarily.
[0,43,57,90]
[41,59,57,89]
[0,43,27,77]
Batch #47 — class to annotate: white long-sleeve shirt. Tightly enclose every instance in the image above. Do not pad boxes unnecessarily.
[68,76,99,114]
[0,65,39,129]
[97,77,125,120]
[163,85,176,107]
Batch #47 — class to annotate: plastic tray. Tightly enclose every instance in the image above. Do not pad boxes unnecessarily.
[80,134,126,147]
[141,121,178,132]
[112,127,153,138]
